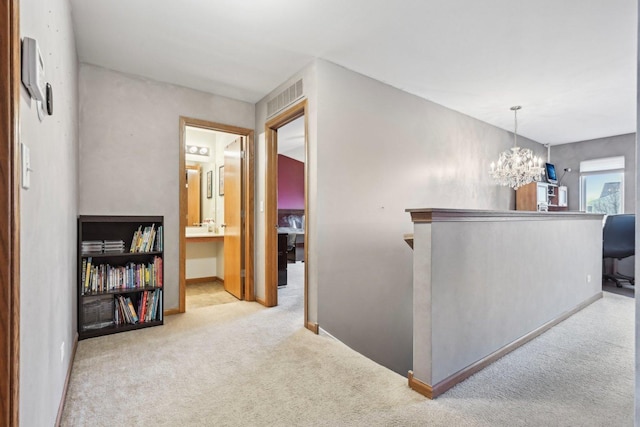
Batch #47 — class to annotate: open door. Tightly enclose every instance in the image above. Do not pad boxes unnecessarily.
[223,137,243,299]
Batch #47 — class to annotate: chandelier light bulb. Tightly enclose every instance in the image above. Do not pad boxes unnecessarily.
[488,106,544,189]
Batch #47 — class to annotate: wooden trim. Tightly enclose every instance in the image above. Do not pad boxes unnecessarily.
[407,208,604,223]
[302,110,310,330]
[178,117,187,314]
[178,117,254,311]
[408,371,433,399]
[185,276,222,285]
[243,131,255,301]
[55,333,78,427]
[264,100,308,327]
[264,126,278,307]
[409,292,603,399]
[255,297,267,306]
[182,117,252,136]
[305,322,319,334]
[0,1,20,424]
[164,308,181,316]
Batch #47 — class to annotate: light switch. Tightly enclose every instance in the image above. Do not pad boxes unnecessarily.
[260,201,264,212]
[21,143,31,189]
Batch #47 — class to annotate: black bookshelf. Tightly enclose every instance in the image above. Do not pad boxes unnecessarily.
[77,215,164,340]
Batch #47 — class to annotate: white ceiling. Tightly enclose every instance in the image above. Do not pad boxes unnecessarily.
[69,0,637,145]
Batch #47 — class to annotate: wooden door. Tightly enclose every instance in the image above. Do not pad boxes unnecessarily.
[224,137,243,299]
[186,165,201,226]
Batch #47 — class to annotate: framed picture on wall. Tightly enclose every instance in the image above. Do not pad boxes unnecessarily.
[206,170,212,199]
[219,165,224,196]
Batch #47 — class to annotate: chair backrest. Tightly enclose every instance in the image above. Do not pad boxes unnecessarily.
[603,214,635,259]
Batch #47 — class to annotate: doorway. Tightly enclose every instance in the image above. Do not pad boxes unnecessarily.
[265,100,316,333]
[178,117,254,313]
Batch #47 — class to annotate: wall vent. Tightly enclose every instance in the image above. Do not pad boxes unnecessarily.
[267,79,303,118]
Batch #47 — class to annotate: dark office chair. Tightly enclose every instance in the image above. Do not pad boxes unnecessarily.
[602,214,635,287]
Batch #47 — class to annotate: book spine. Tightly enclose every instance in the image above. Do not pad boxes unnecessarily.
[140,291,148,323]
[151,290,158,320]
[84,257,92,294]
[129,226,140,253]
[81,258,87,295]
[155,256,162,287]
[146,224,155,252]
[149,227,156,253]
[126,297,139,323]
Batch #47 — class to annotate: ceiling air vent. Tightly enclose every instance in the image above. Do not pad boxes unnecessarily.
[267,79,303,118]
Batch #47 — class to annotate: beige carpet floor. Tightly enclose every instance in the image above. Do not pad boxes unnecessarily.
[186,280,239,309]
[61,263,634,426]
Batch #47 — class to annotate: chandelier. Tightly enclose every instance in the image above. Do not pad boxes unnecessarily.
[489,106,544,189]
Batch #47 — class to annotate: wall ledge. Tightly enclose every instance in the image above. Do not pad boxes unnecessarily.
[407,208,603,223]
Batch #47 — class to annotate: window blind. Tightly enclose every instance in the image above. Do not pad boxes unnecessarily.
[580,156,624,173]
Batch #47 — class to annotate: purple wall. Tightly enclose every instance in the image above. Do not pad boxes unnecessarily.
[278,155,304,209]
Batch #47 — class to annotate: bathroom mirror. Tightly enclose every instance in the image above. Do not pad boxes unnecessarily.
[184,126,239,231]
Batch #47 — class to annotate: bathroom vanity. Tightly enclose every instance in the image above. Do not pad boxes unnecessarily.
[185,226,224,282]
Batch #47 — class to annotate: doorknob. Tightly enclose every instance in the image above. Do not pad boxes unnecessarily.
[220,224,226,228]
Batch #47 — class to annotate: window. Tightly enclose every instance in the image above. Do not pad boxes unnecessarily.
[579,156,624,214]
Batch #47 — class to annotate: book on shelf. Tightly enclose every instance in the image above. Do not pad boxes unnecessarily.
[81,256,162,295]
[126,297,139,323]
[83,257,92,294]
[81,258,87,292]
[113,289,162,325]
[128,224,162,253]
[115,295,138,324]
[116,295,131,324]
[129,226,141,253]
[139,291,147,323]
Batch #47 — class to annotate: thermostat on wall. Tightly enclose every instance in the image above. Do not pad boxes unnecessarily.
[21,37,46,103]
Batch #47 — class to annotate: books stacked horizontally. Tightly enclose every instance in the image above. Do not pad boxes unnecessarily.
[81,240,103,254]
[103,240,125,253]
[129,224,163,253]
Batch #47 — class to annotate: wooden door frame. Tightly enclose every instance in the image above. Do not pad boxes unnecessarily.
[0,0,20,424]
[265,100,316,333]
[178,117,254,313]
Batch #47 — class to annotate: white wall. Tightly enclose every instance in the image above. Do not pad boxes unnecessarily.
[314,60,545,375]
[78,64,254,310]
[19,0,78,424]
[186,241,221,279]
